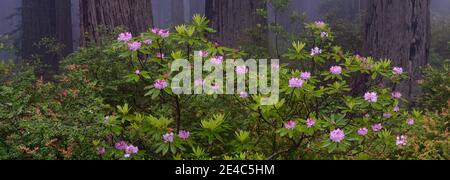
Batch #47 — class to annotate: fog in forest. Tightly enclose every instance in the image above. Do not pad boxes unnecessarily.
[0,0,450,61]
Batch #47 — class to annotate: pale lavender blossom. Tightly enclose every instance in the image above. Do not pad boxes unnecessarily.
[240,91,249,98]
[289,78,304,88]
[358,128,368,136]
[156,52,165,58]
[152,28,170,38]
[115,141,128,150]
[330,66,342,75]
[128,41,141,51]
[306,118,316,128]
[117,32,132,42]
[320,32,329,38]
[392,91,402,99]
[134,70,141,75]
[194,79,206,86]
[154,79,168,90]
[211,56,224,65]
[393,67,404,75]
[372,123,383,132]
[284,120,297,130]
[330,129,345,143]
[199,50,209,58]
[300,72,311,80]
[383,113,392,118]
[315,21,326,28]
[178,130,191,140]
[406,119,415,126]
[236,65,248,75]
[163,132,174,143]
[364,92,378,103]
[97,147,106,155]
[311,47,322,56]
[125,145,139,158]
[396,135,407,146]
[394,106,400,112]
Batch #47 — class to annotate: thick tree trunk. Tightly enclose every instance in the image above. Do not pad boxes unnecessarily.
[206,0,265,47]
[362,0,431,101]
[80,0,153,45]
[22,0,73,71]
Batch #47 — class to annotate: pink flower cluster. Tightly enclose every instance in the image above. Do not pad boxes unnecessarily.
[289,77,304,88]
[330,129,345,143]
[300,72,311,80]
[284,120,296,130]
[154,79,168,90]
[372,123,383,132]
[163,132,174,143]
[306,118,316,128]
[118,32,132,42]
[128,41,141,51]
[393,67,403,75]
[311,47,322,56]
[115,141,139,158]
[330,66,342,75]
[396,135,407,146]
[211,56,224,65]
[392,91,402,99]
[178,130,191,140]
[152,28,170,38]
[358,128,368,136]
[364,92,378,103]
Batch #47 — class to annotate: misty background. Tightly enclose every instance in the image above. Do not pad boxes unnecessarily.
[1,0,449,60]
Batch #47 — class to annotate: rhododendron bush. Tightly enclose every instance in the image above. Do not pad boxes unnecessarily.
[0,15,447,160]
[91,15,425,160]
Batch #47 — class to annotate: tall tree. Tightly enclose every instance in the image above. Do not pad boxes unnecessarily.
[22,0,73,70]
[363,0,431,101]
[80,0,153,45]
[206,0,265,47]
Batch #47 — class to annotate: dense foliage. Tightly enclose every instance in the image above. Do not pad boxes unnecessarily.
[0,15,448,160]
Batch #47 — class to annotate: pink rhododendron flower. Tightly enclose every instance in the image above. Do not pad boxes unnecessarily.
[394,106,400,112]
[311,47,322,56]
[300,72,311,80]
[315,21,326,28]
[115,141,128,150]
[117,32,132,42]
[194,79,205,86]
[240,91,249,98]
[236,65,248,75]
[393,67,404,75]
[134,70,141,75]
[156,52,165,58]
[406,119,415,125]
[372,123,383,132]
[320,32,329,38]
[97,147,106,155]
[271,63,280,69]
[199,50,209,58]
[284,120,296,130]
[128,41,141,51]
[392,91,402,99]
[289,78,304,88]
[330,129,345,143]
[358,128,368,136]
[306,118,316,128]
[163,132,174,143]
[125,145,139,158]
[178,130,191,140]
[154,79,168,90]
[383,113,392,118]
[364,92,378,103]
[152,28,170,38]
[211,56,224,65]
[330,66,342,75]
[396,135,407,146]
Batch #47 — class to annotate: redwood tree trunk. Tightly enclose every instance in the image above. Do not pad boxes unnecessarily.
[80,0,153,45]
[206,0,265,47]
[22,0,73,70]
[363,0,431,101]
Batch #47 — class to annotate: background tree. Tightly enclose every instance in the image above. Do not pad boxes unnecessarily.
[80,0,153,45]
[22,0,73,71]
[205,0,265,47]
[362,0,431,101]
